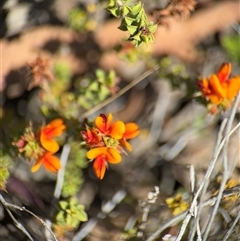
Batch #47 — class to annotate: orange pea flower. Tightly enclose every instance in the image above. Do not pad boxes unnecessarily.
[31,152,61,173]
[95,113,125,139]
[199,63,240,108]
[86,147,121,179]
[40,119,66,153]
[120,123,140,151]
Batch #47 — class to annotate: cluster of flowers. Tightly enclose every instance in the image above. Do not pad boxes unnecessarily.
[13,119,65,173]
[81,113,140,179]
[198,63,240,113]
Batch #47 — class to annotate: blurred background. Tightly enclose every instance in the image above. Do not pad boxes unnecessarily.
[1,0,240,240]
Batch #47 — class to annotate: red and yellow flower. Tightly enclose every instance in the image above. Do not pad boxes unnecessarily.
[198,63,240,112]
[95,113,125,139]
[82,113,140,179]
[87,147,121,179]
[40,119,66,153]
[13,119,65,174]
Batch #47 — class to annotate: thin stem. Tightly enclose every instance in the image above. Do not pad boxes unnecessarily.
[188,118,228,241]
[203,93,240,241]
[222,208,240,241]
[0,194,57,241]
[78,65,160,120]
[45,144,70,241]
[146,190,238,241]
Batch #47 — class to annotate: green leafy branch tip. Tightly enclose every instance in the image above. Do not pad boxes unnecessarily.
[108,0,157,46]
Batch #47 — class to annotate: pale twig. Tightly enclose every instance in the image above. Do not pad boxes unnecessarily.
[203,93,240,241]
[137,187,159,238]
[174,94,240,241]
[188,118,228,241]
[72,189,126,241]
[146,211,187,241]
[78,65,160,120]
[176,119,240,241]
[45,144,70,241]
[0,194,57,241]
[196,220,202,241]
[189,165,195,194]
[222,208,240,241]
[53,144,71,199]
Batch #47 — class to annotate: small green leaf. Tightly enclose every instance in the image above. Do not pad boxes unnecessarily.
[59,201,68,210]
[118,22,128,31]
[140,34,149,44]
[123,5,130,16]
[76,210,88,222]
[125,16,134,26]
[148,23,157,33]
[108,8,120,17]
[89,82,99,91]
[131,2,142,15]
[127,25,138,35]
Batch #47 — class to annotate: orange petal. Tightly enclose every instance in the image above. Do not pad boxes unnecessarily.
[200,78,211,95]
[93,156,106,179]
[41,119,66,139]
[123,123,140,139]
[216,63,231,83]
[41,152,61,173]
[209,74,227,98]
[208,94,223,105]
[31,159,42,172]
[86,147,107,160]
[95,113,113,133]
[106,148,122,164]
[109,121,125,139]
[120,139,132,151]
[227,77,240,99]
[40,136,60,153]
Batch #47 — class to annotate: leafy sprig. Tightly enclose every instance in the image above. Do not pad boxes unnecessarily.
[108,0,157,46]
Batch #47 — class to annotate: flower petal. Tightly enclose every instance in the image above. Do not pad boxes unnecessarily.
[41,119,66,139]
[208,94,223,105]
[216,63,231,83]
[40,136,59,153]
[227,76,240,99]
[41,152,61,173]
[31,159,42,172]
[120,139,132,151]
[109,121,125,139]
[93,156,106,179]
[86,147,107,160]
[81,128,101,146]
[95,113,113,133]
[209,74,227,99]
[123,123,140,139]
[106,148,122,164]
[199,77,210,95]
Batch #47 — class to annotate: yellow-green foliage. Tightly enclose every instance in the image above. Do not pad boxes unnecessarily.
[222,34,240,62]
[0,151,11,190]
[62,143,87,198]
[56,197,88,228]
[108,0,157,46]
